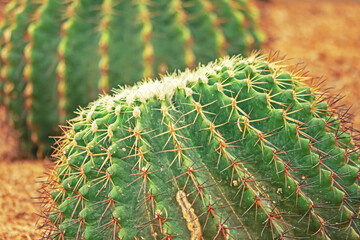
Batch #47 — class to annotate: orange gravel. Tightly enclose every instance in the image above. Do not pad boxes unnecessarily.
[0,160,47,240]
[0,0,360,239]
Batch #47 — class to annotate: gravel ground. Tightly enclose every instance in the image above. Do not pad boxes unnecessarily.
[0,0,360,239]
[0,160,47,240]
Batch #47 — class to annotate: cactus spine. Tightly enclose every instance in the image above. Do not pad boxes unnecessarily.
[0,0,263,155]
[40,53,360,239]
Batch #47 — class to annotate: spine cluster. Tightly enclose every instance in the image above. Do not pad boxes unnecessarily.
[0,0,262,155]
[40,53,360,239]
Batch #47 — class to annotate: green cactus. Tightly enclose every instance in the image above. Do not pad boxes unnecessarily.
[1,0,41,153]
[39,53,360,239]
[0,0,263,155]
[0,0,20,105]
[24,0,70,153]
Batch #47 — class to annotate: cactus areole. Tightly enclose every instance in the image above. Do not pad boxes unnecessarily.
[40,54,360,239]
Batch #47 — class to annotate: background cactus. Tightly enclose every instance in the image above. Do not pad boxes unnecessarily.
[0,0,263,155]
[0,0,19,105]
[39,53,360,239]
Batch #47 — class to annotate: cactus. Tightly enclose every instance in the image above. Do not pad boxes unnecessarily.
[1,0,41,153]
[0,0,20,105]
[39,53,360,239]
[0,0,263,155]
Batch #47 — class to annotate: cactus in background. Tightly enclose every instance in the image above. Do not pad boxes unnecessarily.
[1,0,41,153]
[0,0,263,156]
[0,0,20,105]
[24,0,70,154]
[39,53,360,239]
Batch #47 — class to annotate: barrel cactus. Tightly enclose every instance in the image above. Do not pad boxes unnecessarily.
[39,53,360,239]
[0,0,263,155]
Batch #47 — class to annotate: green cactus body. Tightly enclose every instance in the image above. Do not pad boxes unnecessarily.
[40,54,360,239]
[23,0,70,154]
[0,0,20,105]
[57,0,103,121]
[0,0,262,155]
[209,0,251,55]
[0,0,41,150]
[98,0,149,91]
[182,0,226,64]
[148,0,194,75]
[235,0,263,49]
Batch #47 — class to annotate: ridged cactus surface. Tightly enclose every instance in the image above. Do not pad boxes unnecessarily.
[0,0,263,155]
[40,54,360,239]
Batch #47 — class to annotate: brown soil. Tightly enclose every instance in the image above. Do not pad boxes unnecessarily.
[1,0,360,239]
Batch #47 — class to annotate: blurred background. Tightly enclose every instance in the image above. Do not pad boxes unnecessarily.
[0,0,359,239]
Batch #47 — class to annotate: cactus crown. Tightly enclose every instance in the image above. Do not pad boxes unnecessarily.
[40,53,360,239]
